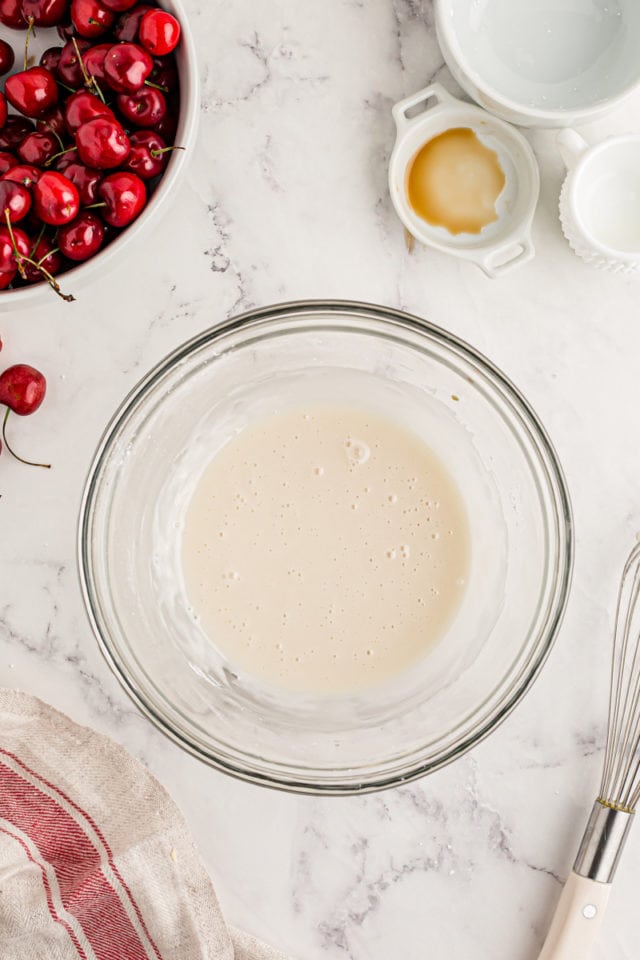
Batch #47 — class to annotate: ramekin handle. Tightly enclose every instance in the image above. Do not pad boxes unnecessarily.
[557,129,589,170]
[537,872,610,960]
[474,233,535,278]
[391,83,456,131]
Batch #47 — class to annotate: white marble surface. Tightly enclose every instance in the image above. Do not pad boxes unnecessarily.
[2,2,640,957]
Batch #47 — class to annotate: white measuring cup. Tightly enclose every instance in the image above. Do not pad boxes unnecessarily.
[389,83,540,278]
[558,129,640,273]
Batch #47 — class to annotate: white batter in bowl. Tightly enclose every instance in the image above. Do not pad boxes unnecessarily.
[79,300,573,794]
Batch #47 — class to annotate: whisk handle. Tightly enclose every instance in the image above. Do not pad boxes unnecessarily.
[537,872,610,960]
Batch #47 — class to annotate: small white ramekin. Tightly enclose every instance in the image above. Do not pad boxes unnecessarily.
[389,83,539,278]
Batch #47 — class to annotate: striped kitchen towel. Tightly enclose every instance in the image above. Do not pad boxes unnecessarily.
[0,689,291,960]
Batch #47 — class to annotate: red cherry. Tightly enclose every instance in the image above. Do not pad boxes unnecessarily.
[116,86,166,127]
[0,117,35,151]
[22,235,62,282]
[0,0,26,29]
[113,4,150,42]
[149,56,178,92]
[75,115,130,168]
[17,130,58,166]
[0,267,16,288]
[82,42,111,83]
[62,160,101,204]
[0,180,32,222]
[6,68,59,119]
[100,0,136,9]
[33,170,80,224]
[36,105,66,138]
[0,92,7,131]
[0,152,17,175]
[0,226,30,271]
[65,90,113,132]
[124,129,168,179]
[22,0,70,27]
[2,164,41,188]
[58,209,103,259]
[0,38,15,75]
[40,46,63,74]
[104,42,152,92]
[153,110,177,145]
[97,170,145,226]
[56,19,76,40]
[139,10,181,56]
[0,364,46,415]
[57,38,90,87]
[71,0,114,38]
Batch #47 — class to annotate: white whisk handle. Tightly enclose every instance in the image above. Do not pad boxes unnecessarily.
[537,872,610,960]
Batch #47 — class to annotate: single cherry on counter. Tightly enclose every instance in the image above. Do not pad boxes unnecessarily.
[0,363,46,414]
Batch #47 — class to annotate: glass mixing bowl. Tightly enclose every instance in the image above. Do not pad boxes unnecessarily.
[79,300,573,794]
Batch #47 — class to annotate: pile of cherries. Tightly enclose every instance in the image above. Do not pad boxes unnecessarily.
[0,0,182,299]
[0,344,48,468]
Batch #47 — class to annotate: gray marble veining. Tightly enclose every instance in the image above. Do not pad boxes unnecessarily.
[2,2,640,957]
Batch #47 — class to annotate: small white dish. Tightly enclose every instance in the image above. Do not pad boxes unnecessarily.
[435,0,640,128]
[389,83,539,278]
[558,130,640,274]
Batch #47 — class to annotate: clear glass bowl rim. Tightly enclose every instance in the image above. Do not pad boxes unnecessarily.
[78,299,574,795]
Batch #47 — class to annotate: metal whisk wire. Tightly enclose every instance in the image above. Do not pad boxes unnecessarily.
[538,541,640,960]
[600,540,640,812]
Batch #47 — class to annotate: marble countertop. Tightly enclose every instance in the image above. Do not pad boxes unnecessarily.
[3,2,640,957]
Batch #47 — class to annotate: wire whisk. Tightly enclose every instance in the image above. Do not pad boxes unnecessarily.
[539,541,640,960]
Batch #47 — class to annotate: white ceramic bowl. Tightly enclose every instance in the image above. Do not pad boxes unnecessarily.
[389,84,539,277]
[435,0,640,128]
[0,0,199,311]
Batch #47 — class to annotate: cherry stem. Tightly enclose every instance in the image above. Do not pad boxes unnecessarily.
[24,17,35,72]
[144,79,168,92]
[44,145,75,167]
[84,202,106,209]
[4,208,75,303]
[47,125,65,153]
[150,145,186,157]
[39,245,59,266]
[2,407,51,469]
[92,75,106,103]
[72,36,106,104]
[30,222,46,258]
